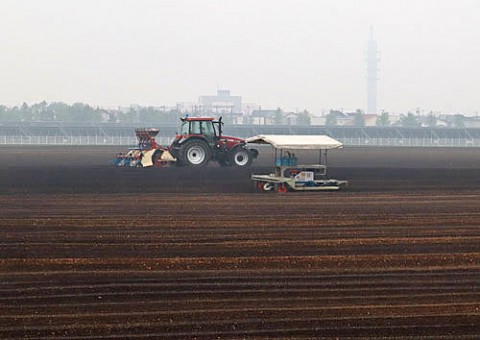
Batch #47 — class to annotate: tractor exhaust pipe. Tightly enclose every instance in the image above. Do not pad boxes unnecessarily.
[218,116,223,137]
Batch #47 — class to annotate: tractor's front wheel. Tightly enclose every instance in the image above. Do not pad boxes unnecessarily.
[179,140,211,167]
[229,147,253,167]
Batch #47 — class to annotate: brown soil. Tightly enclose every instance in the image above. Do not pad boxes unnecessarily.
[0,146,479,338]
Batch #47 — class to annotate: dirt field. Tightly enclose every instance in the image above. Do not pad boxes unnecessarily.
[0,146,479,338]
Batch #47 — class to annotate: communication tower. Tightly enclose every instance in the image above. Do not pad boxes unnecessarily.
[366,28,379,114]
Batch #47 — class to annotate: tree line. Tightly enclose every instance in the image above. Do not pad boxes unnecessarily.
[0,101,185,124]
[325,110,466,128]
[0,101,468,128]
[0,102,103,123]
[0,101,312,125]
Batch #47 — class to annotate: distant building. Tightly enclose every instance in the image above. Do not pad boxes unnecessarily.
[251,109,277,125]
[439,114,480,128]
[176,102,202,114]
[336,112,356,126]
[363,114,378,126]
[224,112,245,125]
[198,90,242,115]
[242,103,260,116]
[283,112,298,125]
[433,118,449,127]
[310,114,326,126]
[388,113,402,126]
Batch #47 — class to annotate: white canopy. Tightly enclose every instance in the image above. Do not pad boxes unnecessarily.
[246,135,343,150]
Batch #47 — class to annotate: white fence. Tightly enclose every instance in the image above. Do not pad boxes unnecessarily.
[2,124,480,148]
[340,138,480,148]
[2,135,480,148]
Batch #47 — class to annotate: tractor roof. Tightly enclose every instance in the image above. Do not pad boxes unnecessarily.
[181,117,215,122]
[246,135,343,150]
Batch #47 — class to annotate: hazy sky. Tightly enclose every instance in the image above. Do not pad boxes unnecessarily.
[1,0,479,114]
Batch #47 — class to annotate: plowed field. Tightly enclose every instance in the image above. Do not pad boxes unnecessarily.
[0,146,479,338]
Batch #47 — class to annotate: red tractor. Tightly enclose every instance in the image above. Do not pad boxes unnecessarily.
[113,117,258,168]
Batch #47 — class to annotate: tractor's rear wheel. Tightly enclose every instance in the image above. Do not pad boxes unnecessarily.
[229,147,252,167]
[179,140,211,167]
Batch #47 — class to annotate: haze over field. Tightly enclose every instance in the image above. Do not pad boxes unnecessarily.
[0,0,479,114]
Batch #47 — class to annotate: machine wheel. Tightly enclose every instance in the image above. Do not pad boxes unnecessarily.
[277,183,288,193]
[229,147,252,167]
[263,182,274,191]
[179,140,211,167]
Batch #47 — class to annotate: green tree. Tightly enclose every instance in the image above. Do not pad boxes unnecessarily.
[0,101,108,122]
[0,105,7,121]
[376,110,390,126]
[31,101,52,121]
[399,112,420,127]
[274,107,284,125]
[296,110,311,125]
[425,112,437,127]
[136,106,164,124]
[159,109,182,124]
[118,106,139,123]
[353,109,365,127]
[170,109,184,124]
[19,102,33,121]
[8,106,22,121]
[325,110,340,126]
[69,103,102,122]
[49,102,71,121]
[453,114,465,128]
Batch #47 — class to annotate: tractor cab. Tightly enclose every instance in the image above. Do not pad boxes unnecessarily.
[180,117,221,138]
[180,117,217,144]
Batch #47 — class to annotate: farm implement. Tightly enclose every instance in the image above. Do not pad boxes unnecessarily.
[247,135,348,192]
[112,117,258,168]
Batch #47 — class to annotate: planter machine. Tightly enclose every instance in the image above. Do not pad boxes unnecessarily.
[246,135,348,193]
